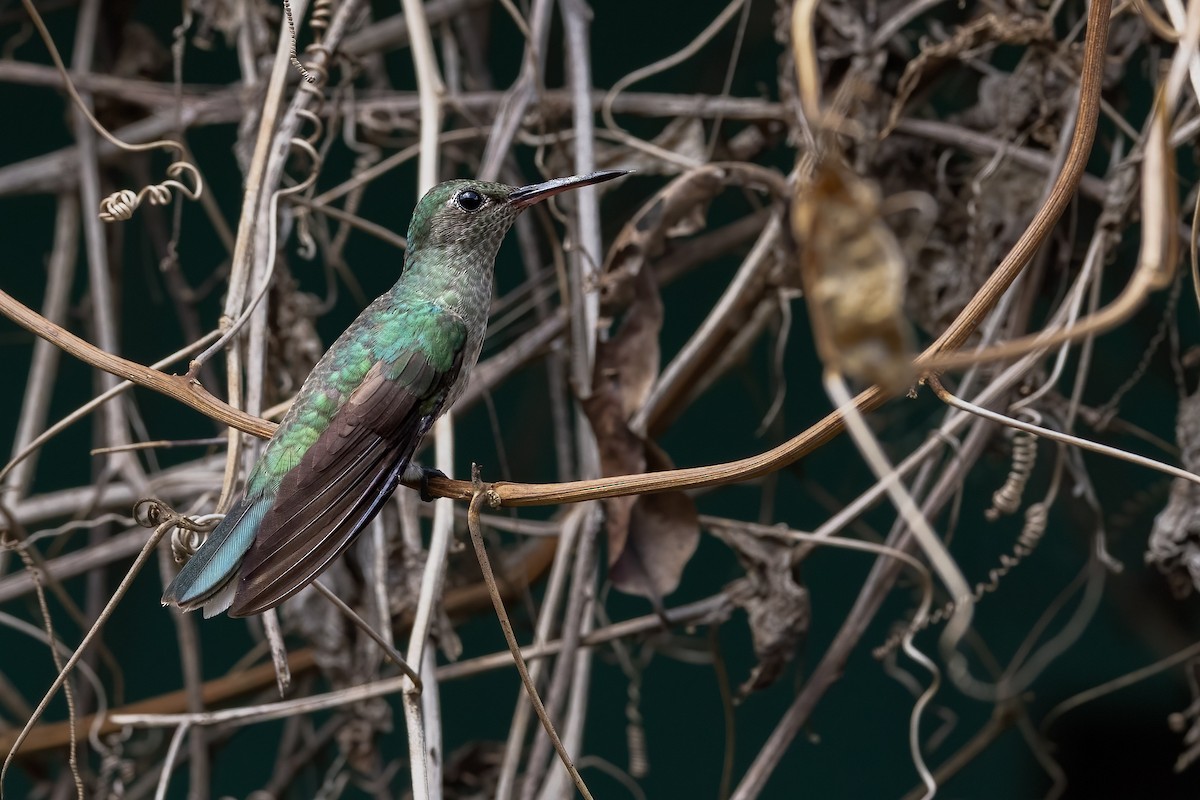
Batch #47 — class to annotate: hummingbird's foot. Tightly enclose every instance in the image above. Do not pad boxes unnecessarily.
[403,462,448,502]
[418,467,449,502]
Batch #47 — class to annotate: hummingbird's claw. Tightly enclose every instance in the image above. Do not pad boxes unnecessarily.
[417,466,448,502]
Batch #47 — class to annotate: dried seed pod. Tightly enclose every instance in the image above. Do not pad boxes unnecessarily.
[791,158,915,390]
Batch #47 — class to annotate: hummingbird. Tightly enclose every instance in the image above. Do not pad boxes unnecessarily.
[163,169,628,618]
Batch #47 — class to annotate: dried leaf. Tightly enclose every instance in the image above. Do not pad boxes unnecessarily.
[600,267,664,418]
[269,267,325,399]
[609,443,700,599]
[708,523,809,698]
[885,13,1052,135]
[581,387,644,587]
[190,0,243,47]
[791,158,915,389]
[583,270,699,602]
[1148,389,1200,597]
[593,162,786,477]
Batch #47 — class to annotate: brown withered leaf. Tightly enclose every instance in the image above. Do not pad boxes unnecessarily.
[443,741,505,800]
[600,267,664,419]
[884,12,1052,135]
[708,523,809,699]
[609,442,700,600]
[190,0,243,47]
[582,269,699,603]
[581,385,644,588]
[1148,387,1200,597]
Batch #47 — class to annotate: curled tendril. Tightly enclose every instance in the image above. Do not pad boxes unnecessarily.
[98,162,203,223]
[292,58,328,262]
[296,214,318,260]
[295,60,328,147]
[986,410,1042,521]
[283,0,317,84]
[310,0,332,41]
[874,499,1052,660]
[133,499,221,563]
[132,498,171,528]
[171,525,209,564]
[132,498,218,533]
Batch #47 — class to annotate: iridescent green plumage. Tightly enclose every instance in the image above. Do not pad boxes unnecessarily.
[162,170,627,617]
[248,297,466,496]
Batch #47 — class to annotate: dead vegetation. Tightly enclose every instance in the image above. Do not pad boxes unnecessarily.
[2,0,1200,797]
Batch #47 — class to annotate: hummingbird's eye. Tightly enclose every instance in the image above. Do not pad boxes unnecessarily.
[455,189,485,212]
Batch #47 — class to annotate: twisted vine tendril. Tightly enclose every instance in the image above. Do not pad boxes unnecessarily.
[625,656,649,779]
[874,500,1051,660]
[310,0,333,40]
[986,424,1040,520]
[98,162,203,222]
[131,498,220,564]
[18,0,204,225]
[182,29,330,380]
[282,0,318,84]
[292,47,332,259]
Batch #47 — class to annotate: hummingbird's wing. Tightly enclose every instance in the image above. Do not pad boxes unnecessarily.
[227,317,468,617]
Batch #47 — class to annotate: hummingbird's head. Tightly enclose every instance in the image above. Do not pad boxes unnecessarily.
[405,171,630,269]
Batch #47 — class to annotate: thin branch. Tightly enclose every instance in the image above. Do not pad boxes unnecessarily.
[1,503,202,794]
[466,477,594,800]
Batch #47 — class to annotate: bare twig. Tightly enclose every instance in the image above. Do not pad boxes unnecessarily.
[1,502,210,796]
[466,475,593,800]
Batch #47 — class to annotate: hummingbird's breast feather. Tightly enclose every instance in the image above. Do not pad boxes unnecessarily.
[403,253,495,411]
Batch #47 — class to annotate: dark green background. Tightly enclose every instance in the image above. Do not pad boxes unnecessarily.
[3,1,1200,797]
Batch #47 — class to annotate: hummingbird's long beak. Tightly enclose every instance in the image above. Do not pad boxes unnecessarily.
[507,169,630,209]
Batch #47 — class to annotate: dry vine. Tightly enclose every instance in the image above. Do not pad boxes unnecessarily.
[2,0,1200,798]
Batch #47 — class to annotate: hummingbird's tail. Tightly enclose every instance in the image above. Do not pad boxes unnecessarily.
[162,493,269,617]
